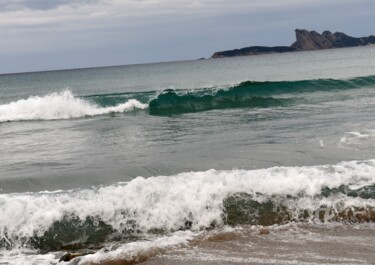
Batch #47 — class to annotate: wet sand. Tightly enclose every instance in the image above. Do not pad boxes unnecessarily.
[143,224,375,265]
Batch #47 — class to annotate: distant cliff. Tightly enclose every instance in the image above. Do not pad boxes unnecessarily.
[211,46,295,58]
[211,29,375,58]
[291,29,375,50]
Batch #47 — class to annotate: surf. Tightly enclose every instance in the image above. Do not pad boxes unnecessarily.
[0,90,148,122]
[1,159,375,252]
[1,75,375,122]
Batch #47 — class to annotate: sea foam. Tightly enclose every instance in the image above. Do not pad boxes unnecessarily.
[1,159,375,247]
[78,231,196,265]
[0,90,148,122]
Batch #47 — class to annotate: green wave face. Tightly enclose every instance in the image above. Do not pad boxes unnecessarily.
[148,75,375,115]
[230,75,375,96]
[78,75,375,116]
[148,89,295,115]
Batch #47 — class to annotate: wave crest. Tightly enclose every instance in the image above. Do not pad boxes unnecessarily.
[2,75,375,119]
[148,75,375,115]
[1,160,375,251]
[0,90,148,122]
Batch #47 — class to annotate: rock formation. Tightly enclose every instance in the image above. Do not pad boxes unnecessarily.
[211,46,295,58]
[211,29,375,58]
[291,29,375,50]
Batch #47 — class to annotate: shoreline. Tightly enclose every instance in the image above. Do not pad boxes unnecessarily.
[143,223,375,265]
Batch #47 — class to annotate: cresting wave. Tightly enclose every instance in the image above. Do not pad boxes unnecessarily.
[148,75,375,114]
[0,90,148,122]
[1,160,375,252]
[1,75,375,121]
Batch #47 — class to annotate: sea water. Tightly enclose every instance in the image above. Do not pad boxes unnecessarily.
[1,46,375,264]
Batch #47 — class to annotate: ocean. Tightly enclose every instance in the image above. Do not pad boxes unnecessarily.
[1,46,375,265]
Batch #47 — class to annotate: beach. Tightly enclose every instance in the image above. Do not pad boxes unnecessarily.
[1,46,375,264]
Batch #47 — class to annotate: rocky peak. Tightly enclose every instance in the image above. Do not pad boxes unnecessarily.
[322,30,335,42]
[290,29,374,51]
[291,29,333,50]
[210,29,375,58]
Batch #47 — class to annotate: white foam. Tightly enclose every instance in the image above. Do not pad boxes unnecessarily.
[339,131,373,146]
[77,231,196,265]
[0,249,57,265]
[1,160,375,246]
[0,232,195,265]
[0,90,148,122]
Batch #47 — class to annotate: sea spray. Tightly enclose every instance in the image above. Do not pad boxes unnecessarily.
[1,160,375,251]
[0,90,148,122]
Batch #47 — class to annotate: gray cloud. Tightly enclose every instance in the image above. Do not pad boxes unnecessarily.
[0,0,104,11]
[0,0,373,73]
[0,0,360,13]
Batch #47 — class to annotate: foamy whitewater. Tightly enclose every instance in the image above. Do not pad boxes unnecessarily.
[1,46,375,264]
[0,90,148,122]
[1,160,375,241]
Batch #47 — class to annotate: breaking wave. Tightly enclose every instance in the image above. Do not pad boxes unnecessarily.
[0,90,148,122]
[2,75,375,121]
[1,160,375,252]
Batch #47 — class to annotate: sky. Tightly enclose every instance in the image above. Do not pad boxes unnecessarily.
[0,0,374,74]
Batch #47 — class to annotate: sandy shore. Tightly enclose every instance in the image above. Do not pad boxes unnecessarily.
[141,223,375,265]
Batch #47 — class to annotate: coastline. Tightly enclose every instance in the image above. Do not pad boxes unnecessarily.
[144,224,375,265]
[211,29,375,58]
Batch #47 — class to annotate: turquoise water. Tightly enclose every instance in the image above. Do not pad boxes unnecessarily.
[1,46,375,264]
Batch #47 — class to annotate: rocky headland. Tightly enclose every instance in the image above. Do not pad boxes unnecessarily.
[211,29,375,58]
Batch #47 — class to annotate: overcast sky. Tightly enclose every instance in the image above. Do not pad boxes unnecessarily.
[0,0,374,73]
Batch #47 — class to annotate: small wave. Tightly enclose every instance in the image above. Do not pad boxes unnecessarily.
[0,249,56,265]
[77,231,195,265]
[0,90,148,122]
[148,88,295,115]
[2,75,375,120]
[148,75,375,115]
[1,160,375,251]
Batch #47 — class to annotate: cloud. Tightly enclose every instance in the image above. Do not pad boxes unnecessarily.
[0,0,361,29]
[0,0,105,11]
[0,0,372,73]
[0,0,361,13]
[0,0,368,34]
